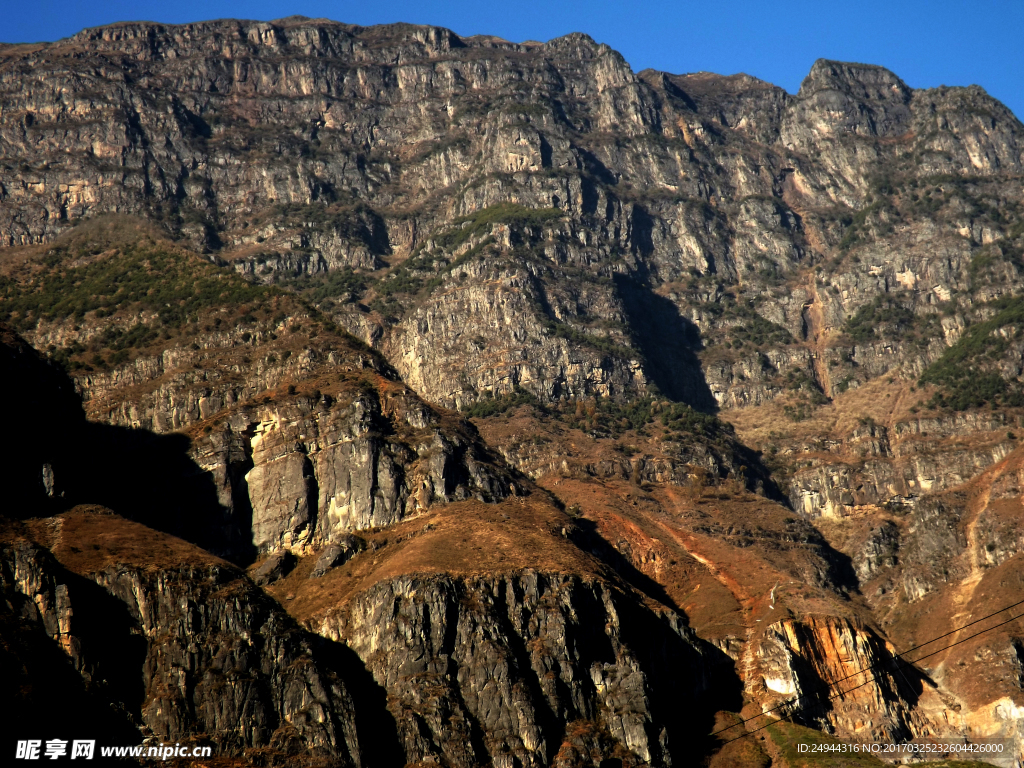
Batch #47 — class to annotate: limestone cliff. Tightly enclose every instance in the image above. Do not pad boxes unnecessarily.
[2,15,1024,767]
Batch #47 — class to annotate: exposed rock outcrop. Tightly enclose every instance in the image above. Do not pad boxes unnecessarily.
[1,511,362,763]
[318,572,717,768]
[3,14,1024,767]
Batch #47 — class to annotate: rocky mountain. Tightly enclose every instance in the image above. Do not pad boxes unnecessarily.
[2,16,1024,767]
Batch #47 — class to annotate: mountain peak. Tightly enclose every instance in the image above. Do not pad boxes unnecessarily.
[799,58,911,102]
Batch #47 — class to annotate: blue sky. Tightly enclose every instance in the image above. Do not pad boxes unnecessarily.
[7,1,1023,119]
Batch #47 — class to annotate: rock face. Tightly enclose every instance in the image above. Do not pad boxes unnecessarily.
[0,513,362,763]
[3,15,1024,767]
[4,21,1022,416]
[750,616,924,740]
[318,572,716,768]
[787,412,1020,520]
[309,536,365,578]
[194,387,515,557]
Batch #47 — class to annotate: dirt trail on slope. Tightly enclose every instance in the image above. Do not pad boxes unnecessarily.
[946,448,1017,637]
[658,486,774,702]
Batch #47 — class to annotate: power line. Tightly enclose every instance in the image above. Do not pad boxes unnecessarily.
[711,595,1024,737]
[719,608,1024,746]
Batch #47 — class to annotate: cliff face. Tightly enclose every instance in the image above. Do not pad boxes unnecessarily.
[6,19,1021,412]
[1,512,362,764]
[2,15,1024,767]
[192,381,515,557]
[318,572,712,768]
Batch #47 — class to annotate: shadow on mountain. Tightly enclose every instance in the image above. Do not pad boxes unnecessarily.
[786,639,927,740]
[616,584,743,763]
[570,517,684,614]
[568,514,744,763]
[607,279,796,502]
[3,323,250,561]
[314,638,405,768]
[64,423,252,562]
[0,550,144,747]
[3,325,86,518]
[613,274,717,412]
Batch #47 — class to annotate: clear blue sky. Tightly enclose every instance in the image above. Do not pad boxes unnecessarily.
[6,1,1023,120]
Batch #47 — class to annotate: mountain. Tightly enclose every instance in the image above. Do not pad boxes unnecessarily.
[2,16,1023,767]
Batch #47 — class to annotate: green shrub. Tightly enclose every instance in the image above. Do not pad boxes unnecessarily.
[280,267,369,303]
[376,234,497,299]
[542,316,637,360]
[729,315,794,349]
[838,199,894,251]
[461,387,543,418]
[377,202,562,304]
[843,292,923,343]
[436,203,561,250]
[920,296,1024,409]
[559,396,728,440]
[0,242,271,332]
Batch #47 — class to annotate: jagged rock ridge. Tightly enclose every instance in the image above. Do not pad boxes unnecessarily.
[2,16,1024,767]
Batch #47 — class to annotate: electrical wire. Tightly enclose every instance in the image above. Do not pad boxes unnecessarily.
[711,595,1024,737]
[718,608,1024,746]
